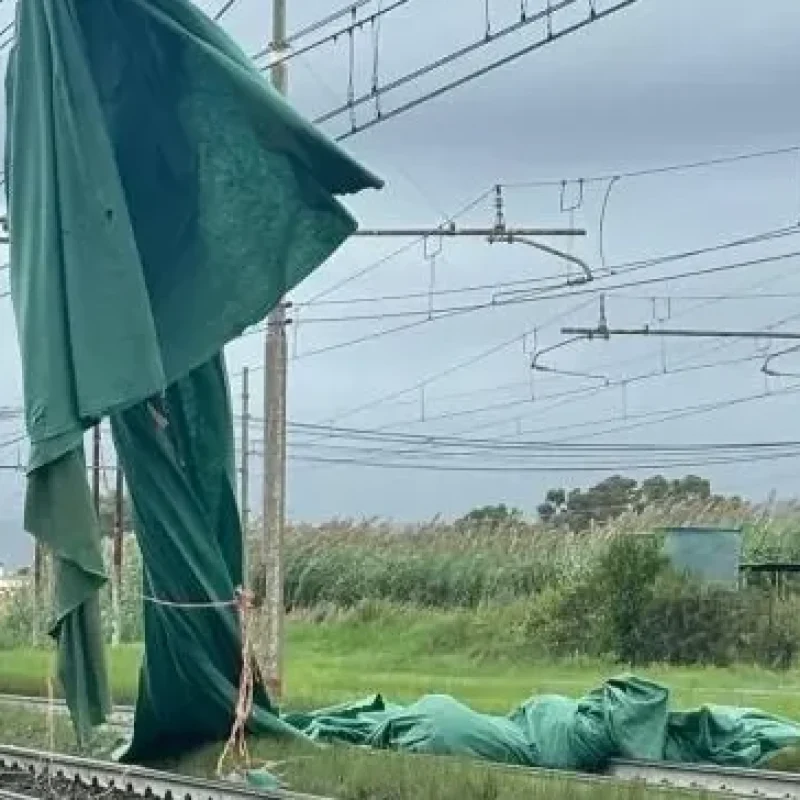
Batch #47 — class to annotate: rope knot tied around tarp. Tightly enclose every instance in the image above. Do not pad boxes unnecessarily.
[217,586,257,777]
[142,587,258,776]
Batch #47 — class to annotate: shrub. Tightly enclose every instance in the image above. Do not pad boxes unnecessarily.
[526,534,800,669]
[525,581,605,659]
[590,534,667,664]
[742,590,800,669]
[636,572,742,666]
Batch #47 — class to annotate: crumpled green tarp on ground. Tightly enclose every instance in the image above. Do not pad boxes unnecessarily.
[5,0,380,758]
[277,676,800,773]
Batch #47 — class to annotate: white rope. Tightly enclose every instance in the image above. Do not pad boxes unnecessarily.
[141,594,237,609]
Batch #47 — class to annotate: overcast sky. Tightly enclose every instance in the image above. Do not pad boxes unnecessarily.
[2,0,800,564]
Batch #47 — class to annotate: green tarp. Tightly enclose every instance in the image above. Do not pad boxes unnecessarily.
[5,0,380,758]
[279,676,800,772]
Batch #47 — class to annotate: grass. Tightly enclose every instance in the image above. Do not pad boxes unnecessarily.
[0,706,705,800]
[3,608,800,718]
[1,607,799,798]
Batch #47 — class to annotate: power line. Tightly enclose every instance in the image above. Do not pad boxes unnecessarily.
[562,325,800,342]
[492,233,800,305]
[410,348,794,434]
[445,305,800,438]
[556,387,800,445]
[314,297,596,427]
[763,344,800,379]
[301,187,494,305]
[281,248,800,334]
[213,0,243,21]
[282,421,800,454]
[254,0,411,64]
[296,383,800,457]
[289,225,800,311]
[311,0,643,140]
[454,305,800,440]
[234,282,796,418]
[243,232,800,426]
[502,144,800,189]
[312,0,590,125]
[284,302,800,440]
[269,352,781,442]
[460,378,788,443]
[278,448,800,474]
[281,441,800,468]
[294,158,799,315]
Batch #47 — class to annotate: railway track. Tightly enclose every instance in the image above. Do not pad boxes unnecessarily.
[0,694,133,723]
[0,791,43,800]
[2,693,800,798]
[608,759,800,799]
[0,742,798,800]
[0,744,329,800]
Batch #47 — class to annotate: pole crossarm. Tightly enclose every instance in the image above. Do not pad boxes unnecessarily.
[562,326,800,341]
[354,226,586,237]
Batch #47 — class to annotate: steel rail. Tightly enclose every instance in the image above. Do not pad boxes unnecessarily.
[0,790,40,800]
[0,693,133,712]
[0,745,330,800]
[0,694,133,726]
[608,758,800,799]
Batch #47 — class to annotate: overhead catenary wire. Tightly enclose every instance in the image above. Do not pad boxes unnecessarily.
[242,350,785,439]
[310,0,591,125]
[313,297,597,428]
[274,448,800,474]
[256,148,800,381]
[280,445,800,471]
[311,0,643,140]
[554,387,800,445]
[272,248,800,335]
[762,344,800,378]
[252,0,399,61]
[281,420,800,454]
[562,325,800,342]
[392,343,800,435]
[254,0,410,66]
[290,225,800,311]
[293,142,800,313]
[301,187,495,305]
[279,443,800,469]
[240,313,800,438]
[443,304,800,439]
[235,298,800,457]
[213,0,242,21]
[277,385,800,467]
[235,257,800,420]
[502,143,800,189]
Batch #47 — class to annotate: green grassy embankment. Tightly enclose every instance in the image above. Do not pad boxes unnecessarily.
[2,608,800,717]
[1,608,799,798]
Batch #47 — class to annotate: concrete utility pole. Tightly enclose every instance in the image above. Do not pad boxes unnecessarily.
[111,464,124,647]
[262,0,289,702]
[240,366,250,573]
[32,541,43,646]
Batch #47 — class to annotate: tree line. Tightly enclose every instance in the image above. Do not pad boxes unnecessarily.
[459,474,742,532]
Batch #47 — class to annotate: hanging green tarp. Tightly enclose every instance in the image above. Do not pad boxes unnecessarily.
[111,356,310,759]
[279,676,800,772]
[5,0,380,755]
